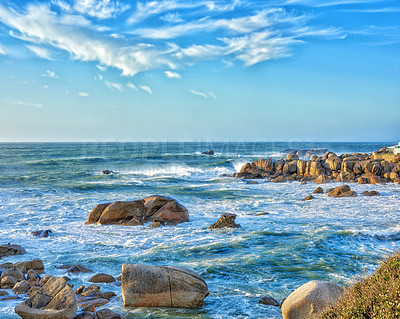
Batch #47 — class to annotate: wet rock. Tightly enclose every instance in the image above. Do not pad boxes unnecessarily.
[31,230,52,238]
[88,273,116,284]
[286,153,299,162]
[39,274,52,286]
[259,296,280,307]
[81,285,100,297]
[15,259,45,274]
[281,280,343,319]
[101,170,115,175]
[0,244,26,258]
[75,312,96,319]
[201,150,214,155]
[66,265,94,274]
[1,296,19,301]
[76,295,109,309]
[115,217,143,226]
[97,200,146,225]
[302,195,314,201]
[12,280,30,294]
[314,174,331,184]
[208,213,241,229]
[15,276,77,319]
[361,190,380,196]
[122,264,209,308]
[312,187,324,194]
[1,276,18,289]
[0,290,8,296]
[327,185,357,198]
[95,309,125,319]
[1,268,25,281]
[27,286,41,296]
[148,200,189,225]
[246,180,258,184]
[271,175,287,183]
[74,285,85,295]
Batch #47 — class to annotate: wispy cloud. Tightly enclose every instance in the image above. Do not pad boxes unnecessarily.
[140,85,153,94]
[285,0,383,6]
[96,65,107,72]
[190,89,208,99]
[41,70,59,78]
[78,91,89,97]
[26,45,53,60]
[341,7,400,13]
[0,45,6,55]
[126,82,137,90]
[94,73,103,80]
[164,70,181,79]
[43,85,49,89]
[54,0,130,19]
[105,81,124,91]
[13,100,44,108]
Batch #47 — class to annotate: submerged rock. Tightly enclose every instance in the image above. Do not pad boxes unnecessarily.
[327,185,357,198]
[14,276,77,319]
[312,187,324,194]
[361,190,380,196]
[302,195,314,201]
[101,170,115,175]
[30,230,52,238]
[259,296,280,307]
[208,213,241,229]
[201,150,214,155]
[122,264,209,308]
[281,280,343,319]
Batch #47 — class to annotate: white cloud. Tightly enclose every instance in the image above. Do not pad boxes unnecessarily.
[126,82,138,90]
[95,73,103,80]
[26,45,53,60]
[208,92,217,99]
[190,89,208,99]
[13,100,44,108]
[78,92,89,97]
[73,0,130,19]
[105,81,124,91]
[164,70,181,79]
[0,45,6,55]
[161,12,183,23]
[140,85,153,94]
[96,64,107,72]
[41,70,59,78]
[43,85,49,89]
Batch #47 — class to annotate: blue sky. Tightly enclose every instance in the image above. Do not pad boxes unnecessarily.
[0,0,399,142]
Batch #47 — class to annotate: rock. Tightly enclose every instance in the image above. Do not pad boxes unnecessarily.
[74,312,96,319]
[86,196,189,226]
[101,170,115,175]
[1,276,18,289]
[281,280,343,319]
[0,244,26,258]
[66,265,93,274]
[286,153,299,162]
[361,190,380,196]
[362,173,382,184]
[76,295,109,309]
[302,195,314,201]
[0,290,8,296]
[95,309,125,319]
[1,296,19,301]
[31,230,52,238]
[28,286,41,296]
[14,260,45,274]
[1,268,25,281]
[327,185,357,198]
[314,174,331,184]
[312,187,324,194]
[325,156,341,171]
[39,274,52,286]
[272,175,287,183]
[208,213,241,229]
[122,264,209,308]
[12,280,30,294]
[27,269,41,286]
[246,181,258,184]
[335,171,355,183]
[88,273,116,283]
[15,276,77,319]
[81,285,100,297]
[259,296,280,307]
[75,285,85,295]
[149,200,189,225]
[297,160,307,175]
[201,150,214,155]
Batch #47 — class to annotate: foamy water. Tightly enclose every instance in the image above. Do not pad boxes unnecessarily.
[0,142,399,318]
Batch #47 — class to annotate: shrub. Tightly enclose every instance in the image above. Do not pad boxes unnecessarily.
[321,251,400,319]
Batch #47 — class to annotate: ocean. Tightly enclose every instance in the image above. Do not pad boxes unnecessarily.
[1,142,399,318]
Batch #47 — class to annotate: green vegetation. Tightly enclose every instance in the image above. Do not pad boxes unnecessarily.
[322,252,400,319]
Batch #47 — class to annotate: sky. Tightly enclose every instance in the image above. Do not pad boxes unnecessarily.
[0,0,399,142]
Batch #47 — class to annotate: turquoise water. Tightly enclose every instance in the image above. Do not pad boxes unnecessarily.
[1,142,399,318]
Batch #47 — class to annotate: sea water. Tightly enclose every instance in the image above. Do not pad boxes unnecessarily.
[0,142,399,318]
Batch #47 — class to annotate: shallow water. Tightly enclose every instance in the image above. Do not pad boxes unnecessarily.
[0,142,399,318]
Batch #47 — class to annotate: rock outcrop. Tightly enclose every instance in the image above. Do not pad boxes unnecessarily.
[327,185,357,198]
[208,213,241,229]
[85,196,189,226]
[122,264,209,308]
[232,150,399,184]
[0,244,26,258]
[14,276,77,319]
[281,280,343,319]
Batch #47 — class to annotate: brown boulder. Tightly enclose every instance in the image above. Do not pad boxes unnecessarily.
[325,156,341,171]
[327,185,357,198]
[97,200,145,225]
[14,276,77,319]
[14,260,45,274]
[1,268,25,281]
[95,309,125,319]
[1,276,18,289]
[335,172,355,183]
[302,195,314,201]
[362,173,382,184]
[312,187,324,194]
[361,191,380,196]
[208,213,241,229]
[85,203,111,224]
[88,273,116,283]
[142,196,174,217]
[150,201,189,225]
[122,264,209,308]
[259,296,280,307]
[272,175,287,183]
[314,174,331,184]
[297,160,307,175]
[12,280,30,294]
[281,280,343,319]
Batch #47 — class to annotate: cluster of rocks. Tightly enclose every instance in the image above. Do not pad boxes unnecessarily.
[208,213,241,229]
[302,185,380,201]
[233,151,400,185]
[85,196,189,226]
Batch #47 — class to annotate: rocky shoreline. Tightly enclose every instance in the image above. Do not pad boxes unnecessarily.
[232,148,400,185]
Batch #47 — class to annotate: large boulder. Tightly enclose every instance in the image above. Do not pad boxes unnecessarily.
[281,280,343,319]
[122,264,209,308]
[14,260,45,274]
[86,196,189,226]
[0,244,26,258]
[14,276,77,319]
[327,185,357,198]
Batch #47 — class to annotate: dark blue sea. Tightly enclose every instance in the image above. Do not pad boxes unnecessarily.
[1,142,399,318]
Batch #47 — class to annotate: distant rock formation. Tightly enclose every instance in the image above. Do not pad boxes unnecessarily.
[201,150,214,155]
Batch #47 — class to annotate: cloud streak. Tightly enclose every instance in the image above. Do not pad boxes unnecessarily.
[140,85,152,94]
